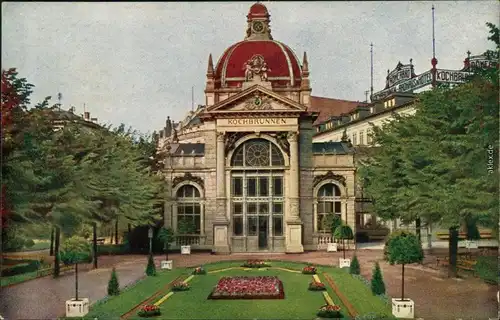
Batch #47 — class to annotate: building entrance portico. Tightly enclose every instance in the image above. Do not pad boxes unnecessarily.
[229,138,285,252]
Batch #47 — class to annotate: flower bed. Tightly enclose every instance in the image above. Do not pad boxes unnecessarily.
[137,304,161,318]
[241,260,270,268]
[208,276,284,300]
[171,281,190,291]
[308,280,326,291]
[302,266,317,274]
[192,266,206,275]
[317,304,344,318]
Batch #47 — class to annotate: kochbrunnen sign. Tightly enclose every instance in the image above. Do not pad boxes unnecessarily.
[371,52,498,101]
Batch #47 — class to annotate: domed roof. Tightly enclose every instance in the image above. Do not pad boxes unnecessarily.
[215,40,302,89]
[213,3,303,89]
[247,3,269,19]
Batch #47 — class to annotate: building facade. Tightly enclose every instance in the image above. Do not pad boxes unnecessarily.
[156,3,358,253]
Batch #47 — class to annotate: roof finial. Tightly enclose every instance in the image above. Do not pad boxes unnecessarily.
[206,53,214,77]
[302,51,309,76]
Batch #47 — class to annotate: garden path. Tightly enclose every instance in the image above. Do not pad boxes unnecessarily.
[0,250,496,320]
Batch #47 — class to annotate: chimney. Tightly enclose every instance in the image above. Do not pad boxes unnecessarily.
[159,129,164,139]
[165,116,172,137]
[84,112,90,121]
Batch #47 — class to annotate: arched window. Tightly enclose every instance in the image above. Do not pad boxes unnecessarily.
[317,183,342,232]
[231,139,284,167]
[176,185,201,234]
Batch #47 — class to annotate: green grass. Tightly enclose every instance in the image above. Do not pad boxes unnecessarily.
[0,270,40,287]
[86,268,186,319]
[326,268,393,317]
[151,267,331,319]
[84,260,391,320]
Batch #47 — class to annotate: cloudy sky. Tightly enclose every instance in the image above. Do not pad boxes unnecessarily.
[2,1,497,134]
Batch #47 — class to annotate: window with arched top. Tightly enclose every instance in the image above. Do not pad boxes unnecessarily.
[231,139,284,167]
[176,185,201,234]
[317,183,342,232]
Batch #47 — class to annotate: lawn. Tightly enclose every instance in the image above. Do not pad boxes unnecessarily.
[85,261,391,320]
[86,268,187,319]
[154,268,331,319]
[326,268,393,317]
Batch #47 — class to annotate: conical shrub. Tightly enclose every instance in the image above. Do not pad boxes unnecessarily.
[370,262,386,295]
[107,267,120,296]
[349,255,360,275]
[146,254,156,276]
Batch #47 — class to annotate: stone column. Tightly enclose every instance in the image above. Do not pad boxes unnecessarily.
[285,131,304,253]
[213,132,230,253]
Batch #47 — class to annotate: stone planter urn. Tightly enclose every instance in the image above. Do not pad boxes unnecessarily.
[65,298,90,318]
[392,298,414,319]
[327,242,338,252]
[181,245,191,255]
[338,258,351,268]
[161,260,173,270]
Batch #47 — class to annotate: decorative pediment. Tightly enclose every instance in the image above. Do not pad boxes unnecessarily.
[206,85,306,113]
[313,171,346,187]
[173,172,204,189]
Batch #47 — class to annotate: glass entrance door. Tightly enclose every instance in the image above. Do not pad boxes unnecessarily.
[258,215,268,249]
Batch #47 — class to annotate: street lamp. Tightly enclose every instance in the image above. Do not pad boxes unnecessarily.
[148,227,153,255]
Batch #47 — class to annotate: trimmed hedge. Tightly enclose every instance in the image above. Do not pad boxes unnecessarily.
[97,244,129,255]
[1,259,41,277]
[474,256,498,284]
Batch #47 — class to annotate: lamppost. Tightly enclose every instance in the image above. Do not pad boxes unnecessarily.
[148,227,153,255]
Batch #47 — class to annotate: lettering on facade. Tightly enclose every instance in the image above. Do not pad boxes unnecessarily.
[226,118,288,125]
[373,71,432,101]
[435,70,472,84]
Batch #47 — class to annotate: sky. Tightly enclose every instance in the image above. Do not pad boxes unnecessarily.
[2,1,498,134]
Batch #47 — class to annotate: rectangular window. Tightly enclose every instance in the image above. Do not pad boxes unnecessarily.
[317,213,326,231]
[272,202,283,214]
[247,202,257,214]
[247,216,258,236]
[233,203,243,215]
[258,177,269,196]
[335,201,341,213]
[272,177,283,196]
[352,133,357,145]
[233,216,243,236]
[232,177,243,196]
[258,203,269,214]
[247,178,257,197]
[360,131,364,145]
[367,130,372,144]
[273,216,283,236]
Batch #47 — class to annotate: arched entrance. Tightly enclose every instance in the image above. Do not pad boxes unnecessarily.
[229,137,286,252]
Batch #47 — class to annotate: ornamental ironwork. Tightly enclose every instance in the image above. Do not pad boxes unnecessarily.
[173,172,204,189]
[313,171,346,187]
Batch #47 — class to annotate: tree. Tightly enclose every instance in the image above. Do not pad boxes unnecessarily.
[359,23,499,278]
[349,254,360,275]
[145,254,156,276]
[385,231,424,300]
[370,262,386,295]
[157,227,175,261]
[60,236,93,301]
[107,267,120,296]
[333,224,354,259]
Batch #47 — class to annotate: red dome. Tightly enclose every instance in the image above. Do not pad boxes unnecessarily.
[214,40,302,89]
[247,3,269,19]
